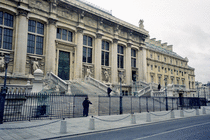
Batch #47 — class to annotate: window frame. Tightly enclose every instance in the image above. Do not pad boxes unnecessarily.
[101,40,110,66]
[27,20,44,55]
[0,11,14,50]
[56,28,73,42]
[83,35,93,63]
[131,48,136,68]
[117,44,124,69]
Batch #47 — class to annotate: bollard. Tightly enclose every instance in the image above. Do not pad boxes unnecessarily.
[180,110,184,117]
[60,119,67,134]
[196,108,199,116]
[202,107,206,114]
[131,114,136,124]
[146,112,151,122]
[170,110,175,118]
[89,116,95,130]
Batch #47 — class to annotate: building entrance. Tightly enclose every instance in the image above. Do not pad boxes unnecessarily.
[58,51,70,80]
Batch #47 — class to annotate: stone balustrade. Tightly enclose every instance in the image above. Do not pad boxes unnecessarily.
[0,84,32,93]
[85,76,108,92]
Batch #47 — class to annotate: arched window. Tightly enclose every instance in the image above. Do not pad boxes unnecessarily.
[57,28,73,42]
[0,11,13,50]
[27,20,44,55]
[131,48,136,68]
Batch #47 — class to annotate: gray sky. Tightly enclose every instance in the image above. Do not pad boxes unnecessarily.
[85,0,210,84]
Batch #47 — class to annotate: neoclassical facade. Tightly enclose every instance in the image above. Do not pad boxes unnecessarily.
[0,0,195,95]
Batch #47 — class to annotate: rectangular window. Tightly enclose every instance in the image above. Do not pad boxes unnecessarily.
[57,28,61,39]
[158,66,160,72]
[3,28,13,50]
[117,45,124,68]
[27,20,44,55]
[0,12,13,50]
[4,12,13,27]
[27,34,35,54]
[56,28,73,42]
[68,31,72,42]
[83,35,93,63]
[62,29,67,40]
[131,49,136,68]
[101,40,109,66]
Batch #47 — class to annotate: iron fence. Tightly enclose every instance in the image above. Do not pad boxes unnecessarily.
[1,92,207,122]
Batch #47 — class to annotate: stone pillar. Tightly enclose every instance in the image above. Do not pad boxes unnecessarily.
[139,47,147,82]
[74,27,84,79]
[111,39,118,84]
[125,44,132,85]
[14,9,29,76]
[45,18,57,73]
[94,33,103,80]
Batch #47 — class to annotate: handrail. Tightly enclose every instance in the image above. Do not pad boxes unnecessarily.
[85,76,108,92]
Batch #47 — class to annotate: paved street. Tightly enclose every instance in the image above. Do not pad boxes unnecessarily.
[55,115,210,140]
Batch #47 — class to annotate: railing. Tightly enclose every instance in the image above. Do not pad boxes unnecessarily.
[136,86,151,97]
[85,76,108,92]
[45,72,71,94]
[0,84,32,93]
[1,92,206,122]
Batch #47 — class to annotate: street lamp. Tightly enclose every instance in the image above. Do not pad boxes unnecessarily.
[165,86,168,111]
[0,54,10,124]
[119,71,123,114]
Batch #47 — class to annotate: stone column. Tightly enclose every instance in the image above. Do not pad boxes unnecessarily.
[14,9,29,76]
[94,33,103,80]
[74,27,84,79]
[139,46,147,82]
[125,43,132,85]
[45,18,57,74]
[111,39,118,84]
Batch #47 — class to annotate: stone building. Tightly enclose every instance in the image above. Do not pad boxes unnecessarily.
[0,0,195,96]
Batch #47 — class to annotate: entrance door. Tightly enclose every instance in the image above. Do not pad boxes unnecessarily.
[58,51,70,80]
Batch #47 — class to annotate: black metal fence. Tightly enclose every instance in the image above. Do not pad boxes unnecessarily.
[1,92,207,122]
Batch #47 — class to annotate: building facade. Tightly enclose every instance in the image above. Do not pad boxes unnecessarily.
[0,0,195,96]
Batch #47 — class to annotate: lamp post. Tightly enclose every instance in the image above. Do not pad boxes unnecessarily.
[0,54,10,124]
[165,86,168,111]
[119,72,123,114]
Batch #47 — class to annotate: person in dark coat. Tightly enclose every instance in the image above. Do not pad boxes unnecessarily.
[107,87,112,97]
[158,84,161,91]
[82,97,92,117]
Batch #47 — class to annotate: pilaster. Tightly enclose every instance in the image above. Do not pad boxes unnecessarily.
[111,39,118,84]
[125,43,132,85]
[94,33,103,80]
[139,46,147,82]
[74,26,85,79]
[45,18,57,73]
[14,8,30,76]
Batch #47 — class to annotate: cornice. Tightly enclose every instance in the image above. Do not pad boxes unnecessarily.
[59,0,149,37]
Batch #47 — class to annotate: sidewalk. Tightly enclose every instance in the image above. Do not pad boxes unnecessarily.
[0,106,210,140]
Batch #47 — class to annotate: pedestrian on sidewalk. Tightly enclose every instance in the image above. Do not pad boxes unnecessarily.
[82,97,92,117]
[158,84,161,91]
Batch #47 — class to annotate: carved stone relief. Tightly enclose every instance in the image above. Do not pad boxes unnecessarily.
[102,68,111,83]
[84,16,97,28]
[29,0,49,12]
[118,71,125,84]
[82,65,94,78]
[119,30,127,38]
[103,24,113,34]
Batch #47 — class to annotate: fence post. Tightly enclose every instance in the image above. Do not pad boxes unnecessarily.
[146,97,148,112]
[202,107,206,114]
[60,118,67,134]
[159,97,161,111]
[146,112,151,122]
[73,96,75,118]
[109,96,111,115]
[153,98,154,112]
[98,96,100,116]
[131,97,132,114]
[89,116,95,130]
[139,97,141,113]
[131,114,136,124]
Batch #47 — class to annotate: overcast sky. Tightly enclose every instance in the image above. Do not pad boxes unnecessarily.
[85,0,210,84]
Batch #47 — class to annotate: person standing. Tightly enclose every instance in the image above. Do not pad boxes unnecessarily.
[158,84,161,91]
[82,97,92,117]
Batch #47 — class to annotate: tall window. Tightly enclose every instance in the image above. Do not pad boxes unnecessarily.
[27,20,44,55]
[151,65,153,70]
[158,66,160,72]
[131,49,136,68]
[164,57,166,62]
[117,45,124,68]
[83,35,92,63]
[157,55,160,60]
[57,28,72,42]
[101,40,109,66]
[171,78,174,84]
[0,12,13,50]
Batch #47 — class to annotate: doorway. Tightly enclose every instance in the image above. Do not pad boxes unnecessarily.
[58,51,70,80]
